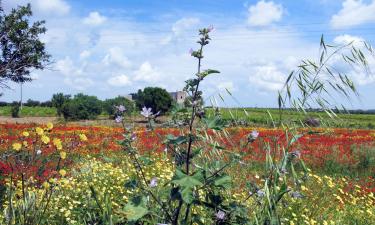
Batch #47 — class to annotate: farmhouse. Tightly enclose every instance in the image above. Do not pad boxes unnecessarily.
[125,91,187,104]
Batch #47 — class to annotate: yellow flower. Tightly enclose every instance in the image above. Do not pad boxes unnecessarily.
[60,151,67,160]
[42,182,50,189]
[22,141,28,147]
[47,122,54,130]
[12,143,22,151]
[36,127,44,136]
[59,169,67,177]
[41,135,50,144]
[22,131,29,137]
[79,133,88,141]
[53,138,62,150]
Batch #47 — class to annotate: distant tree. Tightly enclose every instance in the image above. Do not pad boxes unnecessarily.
[40,100,52,107]
[51,93,71,116]
[135,87,173,114]
[61,93,102,120]
[0,4,50,87]
[103,96,135,118]
[24,99,40,107]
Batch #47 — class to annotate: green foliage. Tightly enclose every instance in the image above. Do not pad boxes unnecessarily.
[11,102,20,118]
[61,93,102,120]
[51,93,71,117]
[279,35,374,123]
[0,4,50,86]
[103,96,134,118]
[135,87,173,114]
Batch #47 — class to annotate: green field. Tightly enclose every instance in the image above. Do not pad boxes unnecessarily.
[0,106,57,117]
[206,108,375,129]
[1,106,375,129]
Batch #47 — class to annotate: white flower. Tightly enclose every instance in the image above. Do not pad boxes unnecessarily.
[141,106,153,118]
[215,210,225,220]
[36,149,42,155]
[149,177,158,188]
[116,105,126,112]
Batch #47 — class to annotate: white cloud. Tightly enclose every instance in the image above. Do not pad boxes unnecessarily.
[83,12,107,26]
[172,18,200,36]
[56,57,77,76]
[249,63,286,91]
[80,50,91,60]
[6,0,71,16]
[64,77,94,91]
[133,62,161,82]
[107,74,132,87]
[331,0,375,28]
[247,1,283,26]
[102,47,131,69]
[333,34,364,46]
[217,81,235,91]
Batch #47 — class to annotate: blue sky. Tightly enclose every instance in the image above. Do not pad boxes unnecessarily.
[2,0,375,109]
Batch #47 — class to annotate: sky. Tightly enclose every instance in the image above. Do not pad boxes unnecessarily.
[2,0,375,109]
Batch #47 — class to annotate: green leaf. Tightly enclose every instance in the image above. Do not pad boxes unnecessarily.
[172,170,204,203]
[203,116,226,130]
[213,174,231,188]
[123,196,148,221]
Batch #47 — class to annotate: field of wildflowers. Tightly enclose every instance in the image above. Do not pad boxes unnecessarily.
[0,122,375,224]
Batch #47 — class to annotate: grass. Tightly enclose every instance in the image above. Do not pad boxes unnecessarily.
[0,106,57,117]
[206,107,375,129]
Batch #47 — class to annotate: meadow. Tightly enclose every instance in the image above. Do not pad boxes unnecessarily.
[1,122,375,224]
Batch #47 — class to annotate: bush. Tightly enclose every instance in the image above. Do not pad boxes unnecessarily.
[61,93,102,120]
[134,87,173,114]
[24,99,40,107]
[11,103,20,118]
[51,93,70,116]
[40,100,52,107]
[103,96,135,118]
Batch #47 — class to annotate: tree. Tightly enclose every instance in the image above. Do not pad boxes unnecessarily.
[51,93,71,116]
[134,87,173,114]
[0,4,50,87]
[103,96,135,118]
[61,93,102,120]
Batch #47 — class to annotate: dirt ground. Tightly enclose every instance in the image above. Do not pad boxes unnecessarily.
[0,116,57,124]
[0,116,169,127]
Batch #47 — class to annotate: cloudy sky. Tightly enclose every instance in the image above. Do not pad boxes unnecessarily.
[2,0,375,109]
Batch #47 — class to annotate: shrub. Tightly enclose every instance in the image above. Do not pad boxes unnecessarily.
[40,100,52,107]
[103,96,134,118]
[11,102,20,118]
[134,87,173,114]
[24,99,40,107]
[61,93,102,120]
[51,93,71,116]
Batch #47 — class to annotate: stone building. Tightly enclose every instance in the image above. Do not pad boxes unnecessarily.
[125,91,187,105]
[169,91,187,104]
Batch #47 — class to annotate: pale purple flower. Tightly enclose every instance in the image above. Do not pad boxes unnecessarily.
[207,25,214,32]
[116,105,126,112]
[141,106,153,118]
[131,133,137,141]
[115,116,123,123]
[189,48,194,55]
[290,150,301,158]
[149,177,158,188]
[256,189,265,197]
[215,210,225,220]
[290,191,303,199]
[248,130,259,143]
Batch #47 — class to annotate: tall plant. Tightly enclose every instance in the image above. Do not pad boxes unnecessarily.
[109,26,308,225]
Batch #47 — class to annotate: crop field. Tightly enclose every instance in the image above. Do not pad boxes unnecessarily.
[1,122,375,224]
[207,108,375,129]
[0,106,57,117]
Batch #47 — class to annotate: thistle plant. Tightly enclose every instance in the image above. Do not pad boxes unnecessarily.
[109,27,312,225]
